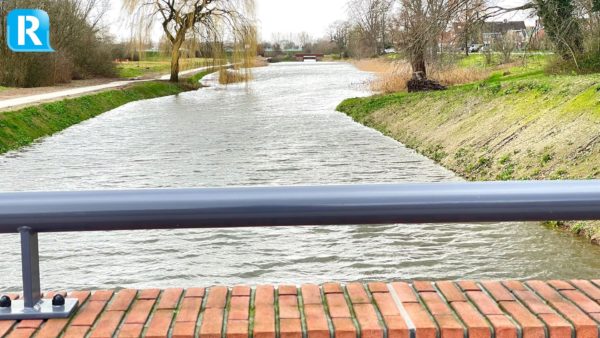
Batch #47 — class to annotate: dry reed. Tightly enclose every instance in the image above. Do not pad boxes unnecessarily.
[352,58,492,93]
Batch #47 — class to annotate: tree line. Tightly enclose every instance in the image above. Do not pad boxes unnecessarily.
[0,0,115,87]
[327,0,600,82]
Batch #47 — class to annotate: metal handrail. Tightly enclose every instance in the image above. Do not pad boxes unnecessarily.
[1,180,600,319]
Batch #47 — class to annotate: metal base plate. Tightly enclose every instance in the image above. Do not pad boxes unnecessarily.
[0,298,78,320]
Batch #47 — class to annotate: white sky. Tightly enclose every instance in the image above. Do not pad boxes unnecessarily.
[107,0,531,43]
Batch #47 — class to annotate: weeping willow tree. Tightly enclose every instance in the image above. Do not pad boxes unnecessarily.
[124,0,257,82]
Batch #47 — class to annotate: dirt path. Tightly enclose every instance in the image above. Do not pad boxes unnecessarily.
[0,66,215,111]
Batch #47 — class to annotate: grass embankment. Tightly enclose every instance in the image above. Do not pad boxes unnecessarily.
[338,58,600,241]
[116,58,209,79]
[0,81,194,155]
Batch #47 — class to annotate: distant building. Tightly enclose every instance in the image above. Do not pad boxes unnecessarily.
[482,20,527,47]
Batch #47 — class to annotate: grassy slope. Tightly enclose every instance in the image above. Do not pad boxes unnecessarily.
[115,58,209,79]
[0,81,192,154]
[338,63,600,240]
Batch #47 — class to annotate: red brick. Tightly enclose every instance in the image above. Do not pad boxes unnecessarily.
[175,297,203,322]
[513,290,555,314]
[71,300,107,326]
[231,285,251,297]
[390,282,418,303]
[450,301,491,338]
[436,281,466,302]
[90,290,113,302]
[527,280,598,338]
[499,301,545,338]
[205,286,228,309]
[466,291,503,315]
[346,283,370,304]
[63,325,89,338]
[419,292,452,315]
[326,293,351,318]
[253,304,275,338]
[36,319,69,338]
[368,282,388,293]
[200,308,224,338]
[69,291,91,304]
[332,318,357,338]
[157,288,183,310]
[118,323,144,338]
[353,303,384,338]
[304,304,329,338]
[124,299,155,324]
[139,289,160,300]
[382,315,409,338]
[145,309,174,338]
[548,280,575,290]
[279,295,300,319]
[323,283,343,294]
[226,320,248,338]
[280,318,302,338]
[17,320,43,329]
[255,285,275,305]
[229,296,250,320]
[0,320,16,337]
[301,284,322,305]
[487,315,518,338]
[403,302,437,338]
[457,281,480,291]
[537,313,573,338]
[502,281,527,291]
[480,281,514,301]
[43,291,67,298]
[413,281,436,292]
[172,321,196,338]
[6,328,36,338]
[107,289,137,311]
[185,288,205,298]
[278,285,298,295]
[89,311,125,338]
[560,289,600,313]
[434,314,464,338]
[571,280,600,300]
[372,292,400,316]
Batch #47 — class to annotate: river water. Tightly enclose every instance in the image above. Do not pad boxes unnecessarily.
[0,62,599,291]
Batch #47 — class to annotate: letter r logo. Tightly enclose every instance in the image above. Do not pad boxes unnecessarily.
[6,9,54,52]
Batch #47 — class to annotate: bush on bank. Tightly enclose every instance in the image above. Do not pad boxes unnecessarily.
[0,81,193,155]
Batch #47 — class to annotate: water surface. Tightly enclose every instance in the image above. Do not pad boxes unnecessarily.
[0,62,599,291]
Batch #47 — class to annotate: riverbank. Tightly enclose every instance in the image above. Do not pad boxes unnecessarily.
[0,81,195,155]
[338,68,600,241]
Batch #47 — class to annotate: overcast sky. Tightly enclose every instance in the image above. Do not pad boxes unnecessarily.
[107,0,531,42]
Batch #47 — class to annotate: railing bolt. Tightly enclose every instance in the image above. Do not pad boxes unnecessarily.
[52,294,65,307]
[0,295,11,308]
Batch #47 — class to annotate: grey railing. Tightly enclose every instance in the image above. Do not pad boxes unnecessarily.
[1,180,600,319]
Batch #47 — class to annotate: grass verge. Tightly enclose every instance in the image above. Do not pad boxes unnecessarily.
[0,81,194,155]
[338,68,600,242]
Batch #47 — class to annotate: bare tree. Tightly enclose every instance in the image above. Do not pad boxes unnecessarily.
[455,0,485,55]
[393,0,466,79]
[347,0,393,56]
[124,0,256,82]
[328,20,351,58]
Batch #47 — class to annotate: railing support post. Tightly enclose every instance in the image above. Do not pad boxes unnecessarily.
[19,226,41,308]
[0,227,78,320]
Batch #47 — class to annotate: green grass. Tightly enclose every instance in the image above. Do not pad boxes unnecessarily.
[115,58,209,79]
[0,81,192,154]
[337,59,600,241]
[0,86,8,92]
[187,68,218,85]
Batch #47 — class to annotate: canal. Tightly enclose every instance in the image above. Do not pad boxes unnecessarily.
[0,62,599,291]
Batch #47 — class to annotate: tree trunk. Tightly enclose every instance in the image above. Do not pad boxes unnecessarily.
[411,55,427,78]
[169,38,184,82]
